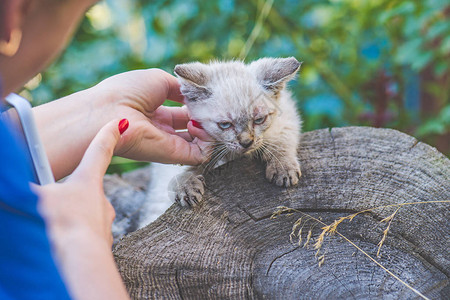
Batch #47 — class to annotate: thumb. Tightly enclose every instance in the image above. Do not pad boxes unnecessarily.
[72,119,129,182]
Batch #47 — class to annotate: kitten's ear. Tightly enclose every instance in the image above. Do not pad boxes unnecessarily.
[250,57,301,94]
[174,63,212,102]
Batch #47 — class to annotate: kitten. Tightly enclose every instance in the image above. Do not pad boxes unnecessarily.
[169,57,302,207]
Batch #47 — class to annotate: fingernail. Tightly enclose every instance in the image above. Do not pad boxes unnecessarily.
[191,120,203,129]
[118,119,129,135]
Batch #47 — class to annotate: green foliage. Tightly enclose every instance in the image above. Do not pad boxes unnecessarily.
[24,0,450,167]
[417,105,450,137]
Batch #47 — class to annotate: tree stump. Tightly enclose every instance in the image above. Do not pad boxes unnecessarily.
[112,127,449,299]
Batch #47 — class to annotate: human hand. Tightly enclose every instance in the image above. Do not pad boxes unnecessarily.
[89,68,211,164]
[34,68,211,180]
[35,119,130,300]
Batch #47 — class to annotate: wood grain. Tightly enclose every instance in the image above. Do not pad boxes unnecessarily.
[112,127,450,299]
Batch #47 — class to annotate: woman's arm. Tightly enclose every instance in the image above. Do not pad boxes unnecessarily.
[36,120,131,300]
[33,69,209,180]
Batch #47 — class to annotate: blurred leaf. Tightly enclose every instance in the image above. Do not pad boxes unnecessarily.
[394,1,416,15]
[417,105,450,137]
[411,52,433,71]
[440,35,450,55]
[417,120,446,136]
[438,105,450,125]
[394,38,421,65]
[426,21,450,40]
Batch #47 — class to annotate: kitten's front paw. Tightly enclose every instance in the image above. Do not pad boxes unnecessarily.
[266,158,301,187]
[169,173,205,208]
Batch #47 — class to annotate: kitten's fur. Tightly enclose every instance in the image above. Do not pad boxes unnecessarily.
[170,57,302,207]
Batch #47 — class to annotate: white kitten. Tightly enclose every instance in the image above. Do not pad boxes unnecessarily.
[170,57,302,207]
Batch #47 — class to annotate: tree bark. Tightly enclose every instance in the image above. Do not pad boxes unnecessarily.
[111,127,449,299]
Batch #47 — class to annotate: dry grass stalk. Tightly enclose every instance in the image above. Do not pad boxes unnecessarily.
[313,228,326,252]
[297,227,303,246]
[270,206,295,219]
[270,200,450,300]
[377,207,401,257]
[303,229,313,248]
[317,254,325,267]
[313,213,359,252]
[289,217,303,243]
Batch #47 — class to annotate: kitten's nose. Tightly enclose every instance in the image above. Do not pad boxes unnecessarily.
[239,139,254,148]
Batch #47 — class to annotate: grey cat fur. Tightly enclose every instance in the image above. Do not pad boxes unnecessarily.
[170,57,302,207]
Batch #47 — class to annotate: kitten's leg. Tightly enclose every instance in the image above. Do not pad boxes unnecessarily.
[263,134,301,188]
[168,166,206,207]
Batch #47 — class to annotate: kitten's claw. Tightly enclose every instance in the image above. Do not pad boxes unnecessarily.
[271,174,277,183]
[169,173,205,208]
[266,158,301,187]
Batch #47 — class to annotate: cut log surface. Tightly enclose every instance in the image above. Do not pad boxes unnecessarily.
[112,127,450,300]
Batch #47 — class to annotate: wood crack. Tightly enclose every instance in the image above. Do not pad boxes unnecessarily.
[175,269,185,300]
[328,127,337,158]
[409,139,419,150]
[397,232,450,277]
[266,246,300,276]
[236,204,259,221]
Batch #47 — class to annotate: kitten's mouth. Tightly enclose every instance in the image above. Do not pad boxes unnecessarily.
[241,143,262,154]
[218,141,261,156]
[248,140,264,152]
[227,146,253,155]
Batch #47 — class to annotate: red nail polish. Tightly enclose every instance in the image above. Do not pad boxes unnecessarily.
[118,119,129,135]
[191,120,203,129]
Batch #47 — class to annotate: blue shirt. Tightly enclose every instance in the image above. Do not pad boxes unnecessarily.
[0,92,70,298]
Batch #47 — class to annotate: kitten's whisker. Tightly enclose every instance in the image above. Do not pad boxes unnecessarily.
[204,141,240,170]
[259,144,273,161]
[204,144,229,173]
[255,146,265,160]
[202,143,225,161]
[261,143,287,173]
[207,149,225,169]
[205,149,229,174]
[205,145,225,158]
[261,140,284,150]
[261,143,278,158]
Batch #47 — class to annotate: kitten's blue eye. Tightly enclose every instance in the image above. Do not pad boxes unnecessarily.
[218,122,232,130]
[254,116,267,125]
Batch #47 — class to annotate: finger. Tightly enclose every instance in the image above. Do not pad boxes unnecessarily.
[146,69,184,103]
[167,136,209,165]
[152,131,209,165]
[72,119,127,182]
[174,130,193,142]
[187,121,213,142]
[160,71,184,103]
[153,106,190,130]
[133,69,184,110]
